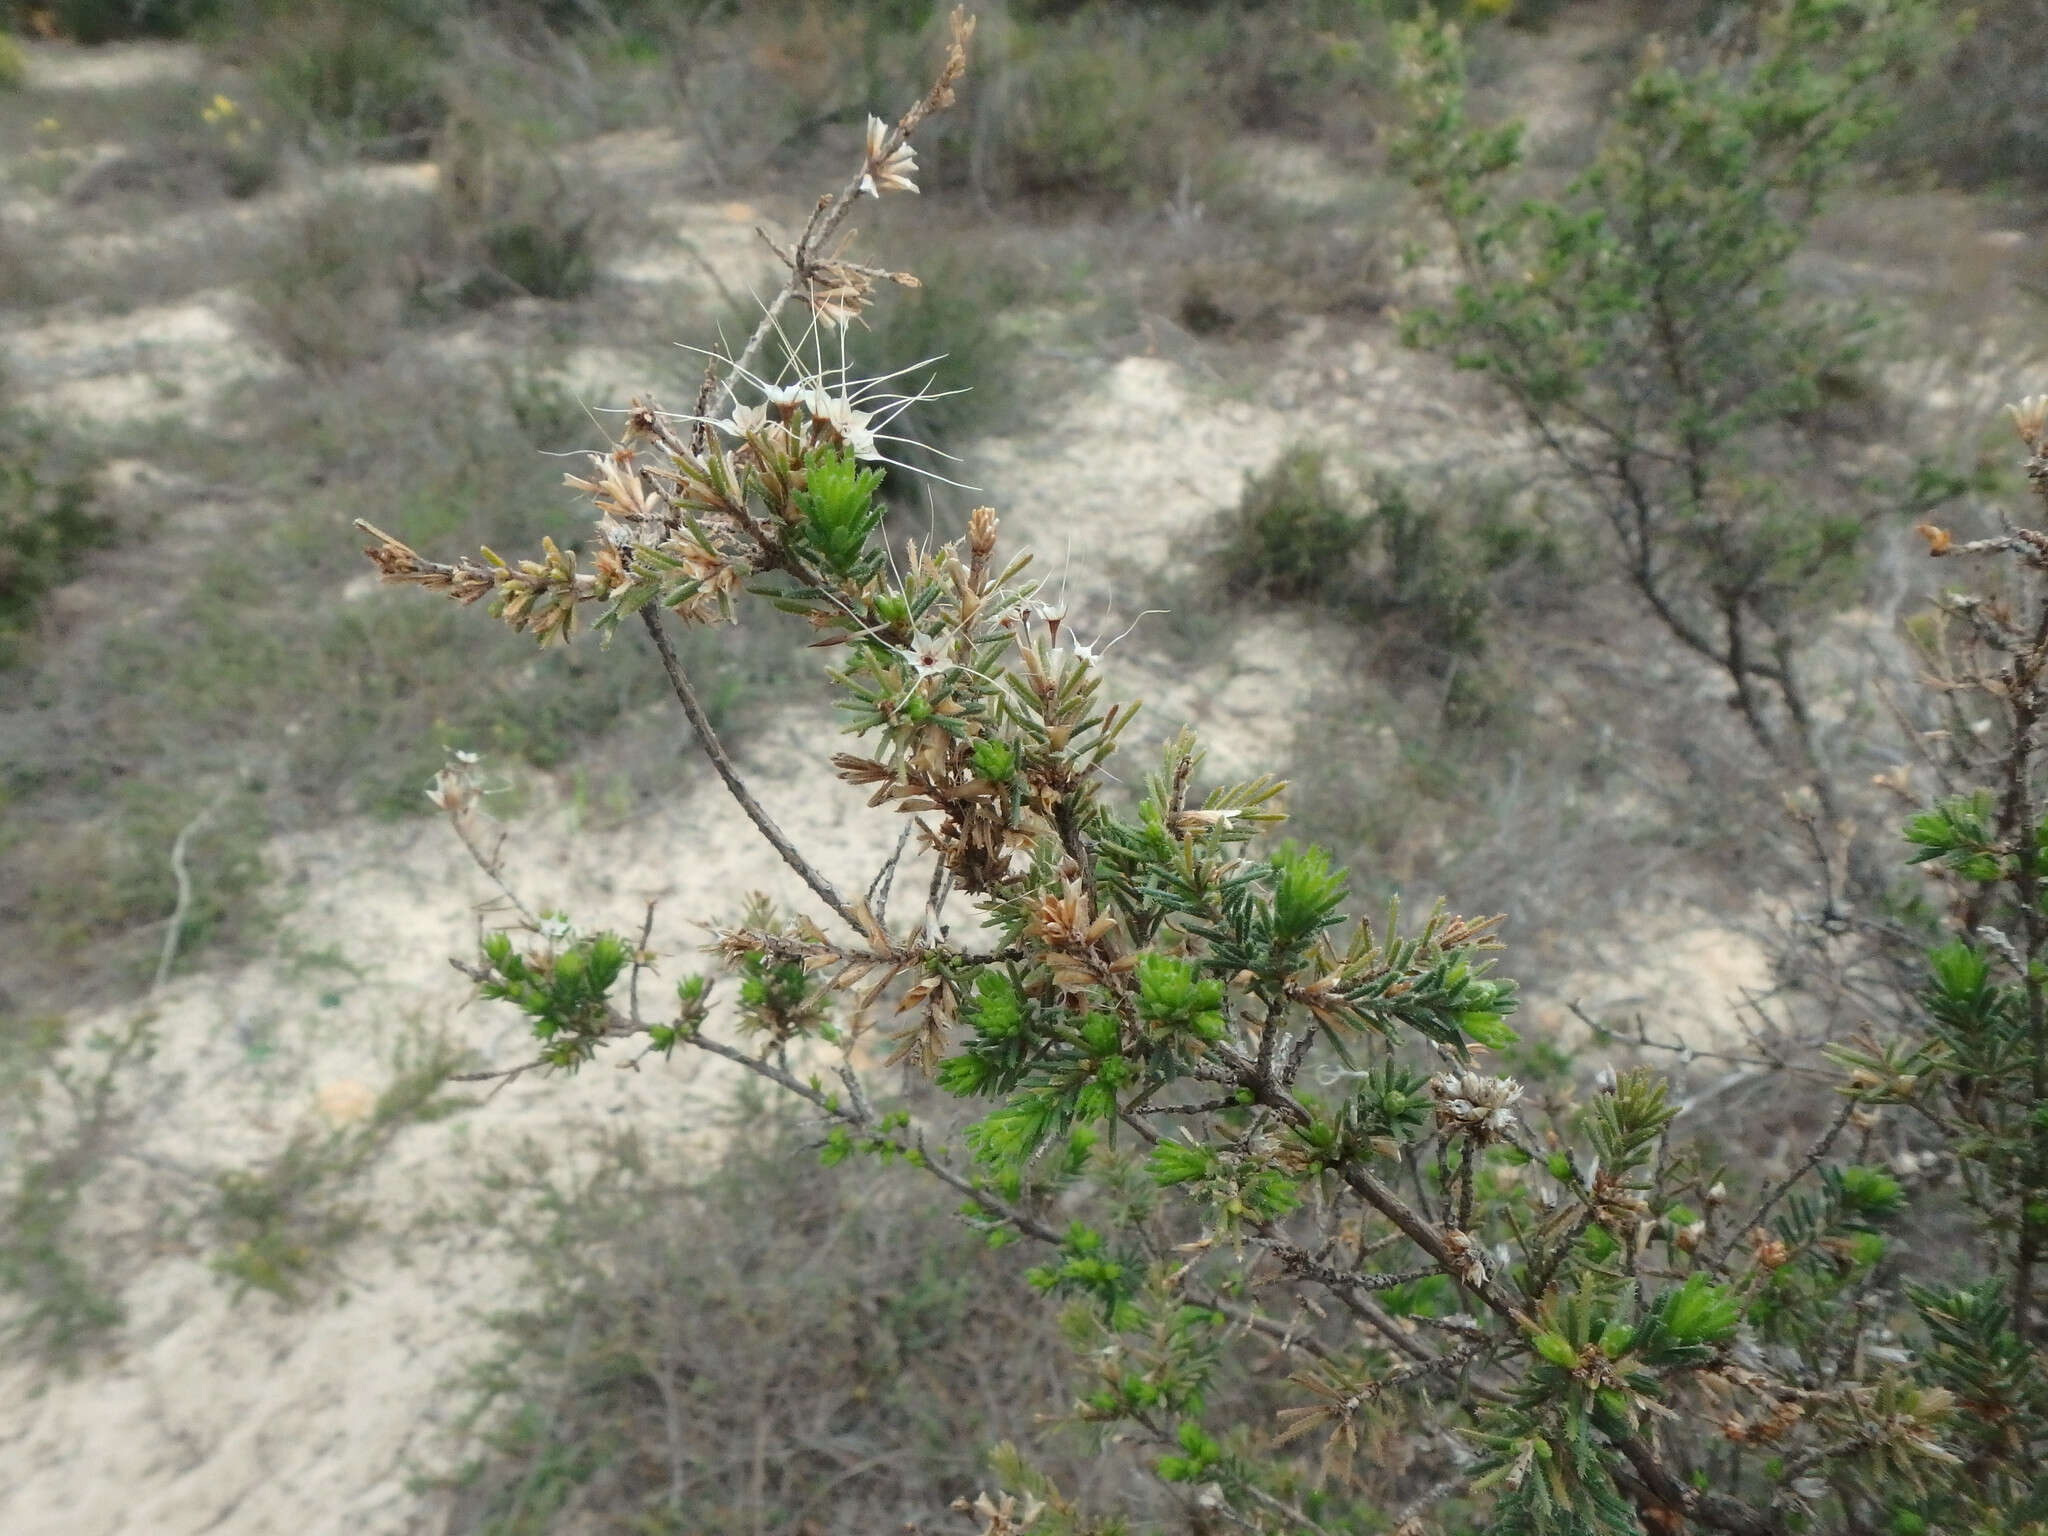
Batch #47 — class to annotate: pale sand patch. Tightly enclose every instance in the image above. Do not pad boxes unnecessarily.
[0,710,908,1536]
[19,41,206,94]
[0,292,284,424]
[313,1079,377,1127]
[972,354,1280,600]
[1,164,440,429]
[1532,905,1778,1062]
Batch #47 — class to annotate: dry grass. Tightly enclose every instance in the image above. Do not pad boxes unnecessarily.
[0,356,804,1007]
[432,1100,1202,1535]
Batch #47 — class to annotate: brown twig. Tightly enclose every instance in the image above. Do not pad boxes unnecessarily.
[709,8,974,419]
[1712,1095,1857,1271]
[639,605,859,933]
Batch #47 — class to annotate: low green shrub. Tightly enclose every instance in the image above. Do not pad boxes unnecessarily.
[243,188,428,372]
[1890,0,2048,188]
[208,1133,369,1303]
[0,1012,152,1369]
[209,1023,471,1303]
[198,90,280,199]
[1214,446,1366,604]
[476,215,594,301]
[1369,473,1503,660]
[497,365,590,450]
[0,413,109,667]
[989,14,1224,204]
[227,0,445,153]
[435,1104,1171,1533]
[1215,446,1561,664]
[432,101,595,306]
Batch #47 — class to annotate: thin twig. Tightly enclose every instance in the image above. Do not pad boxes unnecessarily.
[1712,1096,1858,1270]
[708,11,972,420]
[1568,999,1792,1073]
[639,606,859,932]
[676,1023,1065,1245]
[448,1056,546,1103]
[153,790,227,994]
[448,804,537,926]
[629,898,660,1027]
[868,821,914,929]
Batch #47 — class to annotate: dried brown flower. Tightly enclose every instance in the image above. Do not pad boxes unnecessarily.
[2008,394,2048,447]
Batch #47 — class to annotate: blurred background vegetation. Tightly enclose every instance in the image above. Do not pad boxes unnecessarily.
[1,0,2042,1531]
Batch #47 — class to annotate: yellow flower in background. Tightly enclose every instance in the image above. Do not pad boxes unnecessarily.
[201,93,239,125]
[35,116,59,135]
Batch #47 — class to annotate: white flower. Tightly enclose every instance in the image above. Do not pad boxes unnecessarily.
[809,390,879,460]
[860,114,919,197]
[901,636,954,681]
[538,915,575,943]
[1431,1070,1525,1140]
[718,401,770,438]
[1442,1227,1488,1287]
[1051,608,1163,671]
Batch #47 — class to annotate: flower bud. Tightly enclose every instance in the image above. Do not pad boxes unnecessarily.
[969,505,998,560]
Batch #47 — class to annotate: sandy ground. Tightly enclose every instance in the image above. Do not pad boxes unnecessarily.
[0,28,1794,1536]
[0,359,1775,1536]
[0,714,910,1536]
